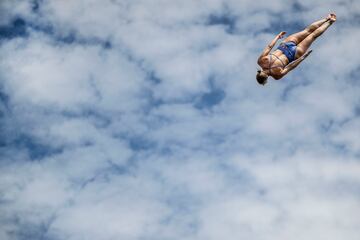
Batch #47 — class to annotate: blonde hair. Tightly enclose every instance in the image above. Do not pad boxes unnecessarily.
[256,70,268,85]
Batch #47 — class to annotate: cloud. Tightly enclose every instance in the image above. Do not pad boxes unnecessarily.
[1,0,360,240]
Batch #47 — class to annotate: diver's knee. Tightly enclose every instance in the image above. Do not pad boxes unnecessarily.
[305,25,317,32]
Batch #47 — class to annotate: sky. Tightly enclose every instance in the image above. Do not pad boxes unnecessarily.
[0,0,360,239]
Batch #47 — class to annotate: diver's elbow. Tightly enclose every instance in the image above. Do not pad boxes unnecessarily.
[273,75,283,80]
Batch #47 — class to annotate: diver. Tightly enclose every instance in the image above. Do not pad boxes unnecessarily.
[256,13,336,85]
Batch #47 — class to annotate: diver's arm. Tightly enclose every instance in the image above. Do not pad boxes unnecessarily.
[258,32,286,59]
[280,50,312,77]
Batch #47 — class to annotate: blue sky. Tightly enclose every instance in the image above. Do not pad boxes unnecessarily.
[1,0,360,239]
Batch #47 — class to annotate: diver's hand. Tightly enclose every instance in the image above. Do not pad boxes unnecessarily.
[302,49,313,59]
[277,31,286,39]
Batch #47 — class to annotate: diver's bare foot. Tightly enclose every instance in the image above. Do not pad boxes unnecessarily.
[327,13,336,23]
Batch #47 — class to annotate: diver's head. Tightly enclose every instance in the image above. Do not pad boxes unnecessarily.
[256,69,268,86]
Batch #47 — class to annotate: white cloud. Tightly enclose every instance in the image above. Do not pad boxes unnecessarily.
[0,0,32,26]
[1,0,360,240]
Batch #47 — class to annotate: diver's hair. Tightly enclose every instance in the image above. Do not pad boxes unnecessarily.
[256,70,268,85]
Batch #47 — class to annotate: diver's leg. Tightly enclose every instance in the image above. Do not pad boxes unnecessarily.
[296,20,334,58]
[283,15,333,44]
[305,18,329,32]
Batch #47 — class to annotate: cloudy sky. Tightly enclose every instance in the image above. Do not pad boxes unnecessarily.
[1,0,360,239]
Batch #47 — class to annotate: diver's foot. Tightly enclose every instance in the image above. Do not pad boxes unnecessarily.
[327,13,336,23]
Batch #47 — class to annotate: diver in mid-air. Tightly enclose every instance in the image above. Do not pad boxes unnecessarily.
[256,13,336,85]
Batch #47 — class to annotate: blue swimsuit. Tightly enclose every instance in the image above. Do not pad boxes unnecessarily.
[277,41,297,62]
[262,41,297,75]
